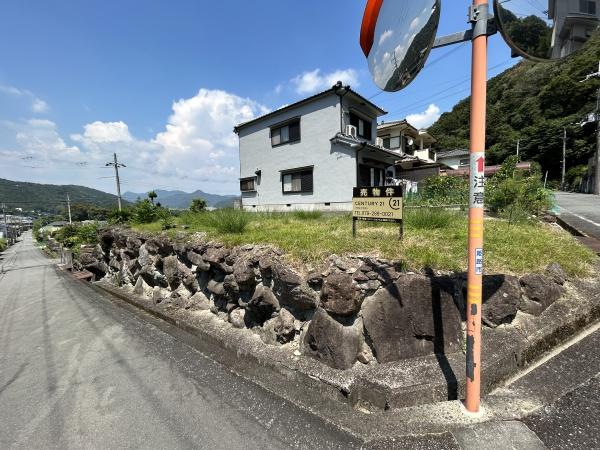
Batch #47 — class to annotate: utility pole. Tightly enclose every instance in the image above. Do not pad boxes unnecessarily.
[2,203,10,245]
[106,153,126,211]
[579,61,600,195]
[66,193,72,224]
[562,128,567,191]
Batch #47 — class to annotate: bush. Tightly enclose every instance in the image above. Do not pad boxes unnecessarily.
[190,198,207,213]
[486,155,553,221]
[565,165,588,192]
[130,199,171,224]
[405,208,461,230]
[415,175,469,206]
[0,238,6,251]
[53,223,99,249]
[292,210,323,220]
[108,208,133,224]
[205,208,251,234]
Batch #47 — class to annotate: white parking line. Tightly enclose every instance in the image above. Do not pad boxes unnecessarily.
[556,206,600,228]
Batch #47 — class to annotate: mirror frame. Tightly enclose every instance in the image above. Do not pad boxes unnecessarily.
[493,0,563,63]
[361,0,442,92]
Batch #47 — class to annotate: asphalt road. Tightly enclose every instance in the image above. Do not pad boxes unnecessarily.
[2,233,599,449]
[0,233,362,449]
[554,192,600,239]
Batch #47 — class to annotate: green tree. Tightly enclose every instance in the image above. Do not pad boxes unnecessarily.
[148,191,157,205]
[190,198,207,213]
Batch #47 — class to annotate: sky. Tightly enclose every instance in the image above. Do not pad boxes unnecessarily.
[0,0,520,196]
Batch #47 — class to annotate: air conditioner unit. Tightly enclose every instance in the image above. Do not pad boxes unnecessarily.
[345,125,357,139]
[375,137,384,147]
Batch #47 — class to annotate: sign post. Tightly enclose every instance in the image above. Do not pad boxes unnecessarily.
[352,186,403,238]
[464,0,488,412]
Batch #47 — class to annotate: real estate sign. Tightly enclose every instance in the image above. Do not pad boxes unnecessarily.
[352,186,403,223]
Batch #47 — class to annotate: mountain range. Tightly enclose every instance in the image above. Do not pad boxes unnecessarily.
[0,178,123,214]
[122,189,239,209]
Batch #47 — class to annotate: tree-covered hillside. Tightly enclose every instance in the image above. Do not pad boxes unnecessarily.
[429,32,600,181]
[0,178,124,214]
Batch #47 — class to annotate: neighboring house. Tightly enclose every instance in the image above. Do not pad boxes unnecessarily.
[549,0,599,58]
[376,120,443,184]
[234,82,409,211]
[446,161,533,177]
[436,149,471,170]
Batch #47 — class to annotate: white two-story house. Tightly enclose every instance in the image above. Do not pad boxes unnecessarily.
[234,82,413,211]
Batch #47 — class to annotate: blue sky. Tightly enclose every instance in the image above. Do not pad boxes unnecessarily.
[0,0,518,196]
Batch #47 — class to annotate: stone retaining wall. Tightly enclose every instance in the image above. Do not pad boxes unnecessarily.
[75,227,568,371]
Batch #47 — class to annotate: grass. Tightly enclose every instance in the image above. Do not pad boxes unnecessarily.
[132,209,596,277]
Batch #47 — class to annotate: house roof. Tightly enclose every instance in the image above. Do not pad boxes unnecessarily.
[377,120,437,144]
[377,120,416,133]
[330,132,418,163]
[233,83,387,134]
[437,148,470,159]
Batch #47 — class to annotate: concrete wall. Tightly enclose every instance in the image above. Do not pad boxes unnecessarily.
[239,94,374,211]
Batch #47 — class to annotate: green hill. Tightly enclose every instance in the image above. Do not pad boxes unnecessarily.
[428,32,600,181]
[0,178,123,214]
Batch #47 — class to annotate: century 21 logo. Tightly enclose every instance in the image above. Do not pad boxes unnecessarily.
[388,198,401,210]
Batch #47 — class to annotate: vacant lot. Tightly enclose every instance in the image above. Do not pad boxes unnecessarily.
[133,209,595,277]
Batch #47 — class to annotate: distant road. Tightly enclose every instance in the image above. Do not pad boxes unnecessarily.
[554,192,600,240]
[0,233,360,449]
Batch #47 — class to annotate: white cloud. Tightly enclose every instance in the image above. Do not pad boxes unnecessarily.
[66,89,268,192]
[379,30,393,46]
[291,68,359,95]
[0,84,50,114]
[75,121,133,143]
[5,119,80,161]
[31,98,49,113]
[0,85,24,96]
[0,87,271,194]
[406,104,441,129]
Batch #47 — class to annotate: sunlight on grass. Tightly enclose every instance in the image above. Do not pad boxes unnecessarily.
[131,210,595,277]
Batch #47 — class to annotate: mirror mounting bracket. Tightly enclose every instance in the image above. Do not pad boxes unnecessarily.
[469,3,492,39]
[432,5,497,49]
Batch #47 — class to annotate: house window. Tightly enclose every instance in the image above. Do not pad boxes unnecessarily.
[349,112,372,140]
[271,119,300,146]
[579,0,596,14]
[282,168,313,193]
[389,136,401,149]
[240,177,256,192]
[381,135,391,149]
[459,158,470,167]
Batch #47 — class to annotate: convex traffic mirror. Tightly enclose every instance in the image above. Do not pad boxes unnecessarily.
[360,0,441,92]
[494,0,600,61]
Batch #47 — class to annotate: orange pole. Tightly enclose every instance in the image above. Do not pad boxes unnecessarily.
[465,0,488,413]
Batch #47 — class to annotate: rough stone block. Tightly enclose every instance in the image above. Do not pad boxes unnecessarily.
[321,272,362,316]
[362,274,462,363]
[303,308,361,370]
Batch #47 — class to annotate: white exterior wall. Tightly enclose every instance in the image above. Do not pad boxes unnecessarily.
[551,0,599,58]
[238,94,364,211]
[438,156,468,170]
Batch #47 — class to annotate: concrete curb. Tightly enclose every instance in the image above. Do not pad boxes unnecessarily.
[86,272,600,413]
